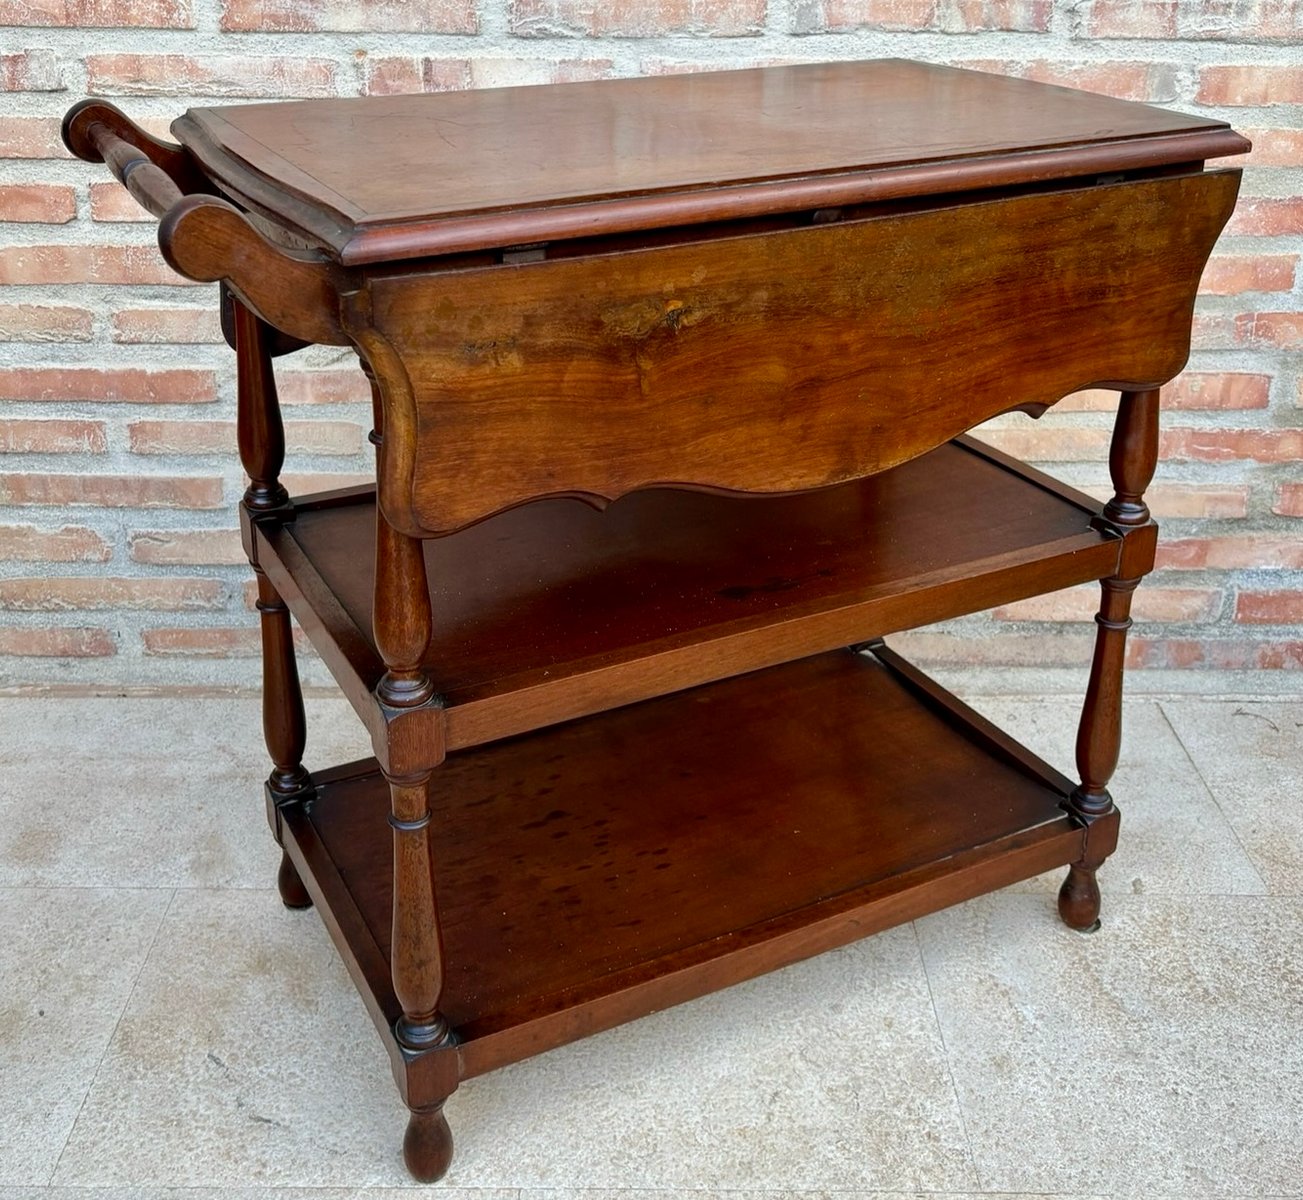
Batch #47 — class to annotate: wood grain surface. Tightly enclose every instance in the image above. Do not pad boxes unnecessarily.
[295,648,1080,1073]
[170,59,1248,262]
[356,171,1238,536]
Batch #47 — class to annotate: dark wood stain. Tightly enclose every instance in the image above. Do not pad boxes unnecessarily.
[60,58,1249,1184]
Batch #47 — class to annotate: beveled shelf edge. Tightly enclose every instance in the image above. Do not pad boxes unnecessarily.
[274,644,1089,1087]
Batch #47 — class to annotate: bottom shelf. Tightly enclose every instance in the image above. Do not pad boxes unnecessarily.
[282,645,1087,1079]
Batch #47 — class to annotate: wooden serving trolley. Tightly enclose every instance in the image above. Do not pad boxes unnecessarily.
[63,61,1246,1181]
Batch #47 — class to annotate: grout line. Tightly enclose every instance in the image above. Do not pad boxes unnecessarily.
[46,885,178,1186]
[1155,701,1272,896]
[909,920,984,1195]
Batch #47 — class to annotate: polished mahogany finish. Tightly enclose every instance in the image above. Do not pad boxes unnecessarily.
[170,60,1247,262]
[258,438,1129,751]
[284,647,1085,1076]
[357,172,1237,535]
[63,60,1247,1184]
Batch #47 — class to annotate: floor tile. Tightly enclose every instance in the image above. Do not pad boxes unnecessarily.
[0,1190,515,1199]
[917,892,1303,1195]
[446,930,973,1191]
[1161,700,1303,896]
[53,888,974,1191]
[0,887,171,1186]
[524,1191,1110,1200]
[51,890,406,1188]
[0,698,369,888]
[963,697,1266,899]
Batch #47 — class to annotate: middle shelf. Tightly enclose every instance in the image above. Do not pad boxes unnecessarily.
[255,435,1129,750]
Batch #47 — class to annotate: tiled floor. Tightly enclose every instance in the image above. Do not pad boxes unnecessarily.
[1,679,1300,1199]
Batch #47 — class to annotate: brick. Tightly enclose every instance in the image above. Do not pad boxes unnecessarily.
[1226,199,1303,237]
[955,59,1174,103]
[221,0,477,32]
[1180,0,1303,41]
[112,307,223,344]
[129,419,363,455]
[1158,537,1303,571]
[1079,0,1178,38]
[971,428,1112,462]
[280,472,374,495]
[86,54,338,99]
[1200,254,1296,294]
[996,585,1221,623]
[795,0,1050,31]
[794,0,936,30]
[0,576,223,612]
[88,181,152,223]
[1126,637,1303,670]
[0,474,223,508]
[0,419,106,454]
[2,0,192,26]
[1144,484,1249,519]
[1165,372,1272,409]
[0,626,115,657]
[0,116,68,158]
[1062,373,1270,412]
[1234,313,1303,349]
[0,367,216,405]
[1162,428,1303,463]
[1235,590,1303,624]
[0,524,111,562]
[512,0,768,37]
[468,57,616,88]
[1198,65,1303,105]
[0,49,63,91]
[142,626,261,657]
[0,304,93,342]
[1190,312,1238,351]
[278,370,370,406]
[0,244,197,286]
[0,183,75,223]
[1072,481,1251,518]
[1231,128,1303,168]
[943,0,1051,30]
[1274,484,1303,517]
[642,56,808,75]
[129,528,244,565]
[362,57,471,96]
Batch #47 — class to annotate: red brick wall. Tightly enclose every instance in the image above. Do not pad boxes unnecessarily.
[0,0,1300,689]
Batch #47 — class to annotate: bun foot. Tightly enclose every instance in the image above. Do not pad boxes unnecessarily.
[1058,862,1101,933]
[404,1105,453,1183]
[277,849,312,909]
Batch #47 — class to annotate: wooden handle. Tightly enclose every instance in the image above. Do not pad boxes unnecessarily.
[160,196,347,345]
[62,98,347,347]
[87,122,185,219]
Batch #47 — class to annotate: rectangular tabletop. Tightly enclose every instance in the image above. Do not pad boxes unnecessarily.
[172,58,1248,262]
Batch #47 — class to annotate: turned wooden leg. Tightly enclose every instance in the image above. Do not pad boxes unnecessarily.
[276,849,311,909]
[232,295,311,908]
[1060,388,1158,932]
[1059,862,1103,931]
[404,1104,454,1183]
[256,568,313,909]
[387,768,458,1178]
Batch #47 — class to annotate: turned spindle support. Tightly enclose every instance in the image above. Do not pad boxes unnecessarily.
[362,356,456,1178]
[387,765,457,1181]
[1059,387,1159,932]
[363,357,436,709]
[233,297,311,909]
